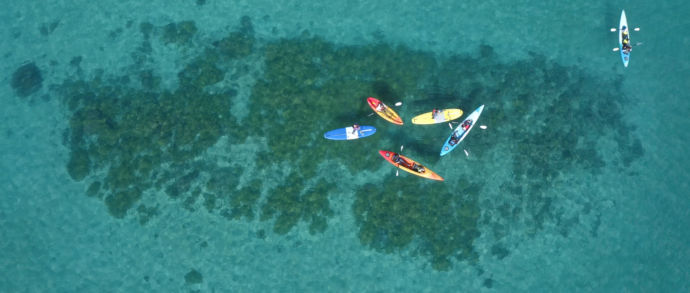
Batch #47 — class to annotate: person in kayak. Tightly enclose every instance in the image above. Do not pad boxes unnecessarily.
[351,124,361,134]
[621,26,629,38]
[461,120,472,131]
[392,153,405,164]
[431,108,440,119]
[448,132,459,146]
[412,163,425,173]
[622,39,632,53]
[621,26,632,53]
[375,101,387,112]
[622,40,632,53]
[392,153,413,169]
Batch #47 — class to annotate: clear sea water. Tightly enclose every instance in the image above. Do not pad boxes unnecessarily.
[2,0,689,292]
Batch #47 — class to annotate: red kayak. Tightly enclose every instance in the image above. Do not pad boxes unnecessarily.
[367,97,403,125]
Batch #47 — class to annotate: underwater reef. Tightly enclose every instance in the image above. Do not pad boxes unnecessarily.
[57,19,252,219]
[49,17,641,270]
[431,47,642,241]
[184,269,203,284]
[354,179,481,270]
[11,62,43,97]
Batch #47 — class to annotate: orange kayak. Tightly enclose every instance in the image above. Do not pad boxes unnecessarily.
[367,97,403,125]
[378,150,443,181]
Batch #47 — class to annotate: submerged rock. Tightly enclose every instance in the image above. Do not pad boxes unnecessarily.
[11,62,43,97]
[184,269,203,284]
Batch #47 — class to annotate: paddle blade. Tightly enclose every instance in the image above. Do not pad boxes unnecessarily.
[612,47,620,52]
[394,102,402,106]
[480,125,487,130]
[634,27,640,31]
[610,28,617,32]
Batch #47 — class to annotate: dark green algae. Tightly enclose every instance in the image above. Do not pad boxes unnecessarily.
[354,179,482,271]
[51,18,642,270]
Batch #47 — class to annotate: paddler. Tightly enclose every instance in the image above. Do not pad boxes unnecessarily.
[461,120,472,131]
[621,26,632,53]
[375,101,386,112]
[448,132,459,146]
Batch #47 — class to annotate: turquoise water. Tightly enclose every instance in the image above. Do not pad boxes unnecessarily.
[2,0,689,292]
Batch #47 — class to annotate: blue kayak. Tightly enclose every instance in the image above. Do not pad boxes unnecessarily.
[618,10,631,67]
[324,125,376,140]
[440,105,484,156]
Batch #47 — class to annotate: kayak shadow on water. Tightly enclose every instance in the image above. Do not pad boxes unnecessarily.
[403,139,442,162]
[331,107,374,127]
[408,88,462,107]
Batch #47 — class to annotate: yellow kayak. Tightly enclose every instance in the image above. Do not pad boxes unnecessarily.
[411,109,463,125]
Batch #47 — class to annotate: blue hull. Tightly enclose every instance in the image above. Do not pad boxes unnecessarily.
[439,105,484,156]
[618,10,630,67]
[440,133,462,156]
[324,125,376,140]
[619,45,630,67]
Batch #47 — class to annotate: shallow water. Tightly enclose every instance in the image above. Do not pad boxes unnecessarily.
[2,1,689,292]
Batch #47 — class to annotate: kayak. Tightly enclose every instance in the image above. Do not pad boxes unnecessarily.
[379,150,444,181]
[618,10,630,67]
[440,105,484,156]
[367,97,403,125]
[411,108,463,125]
[324,125,376,140]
